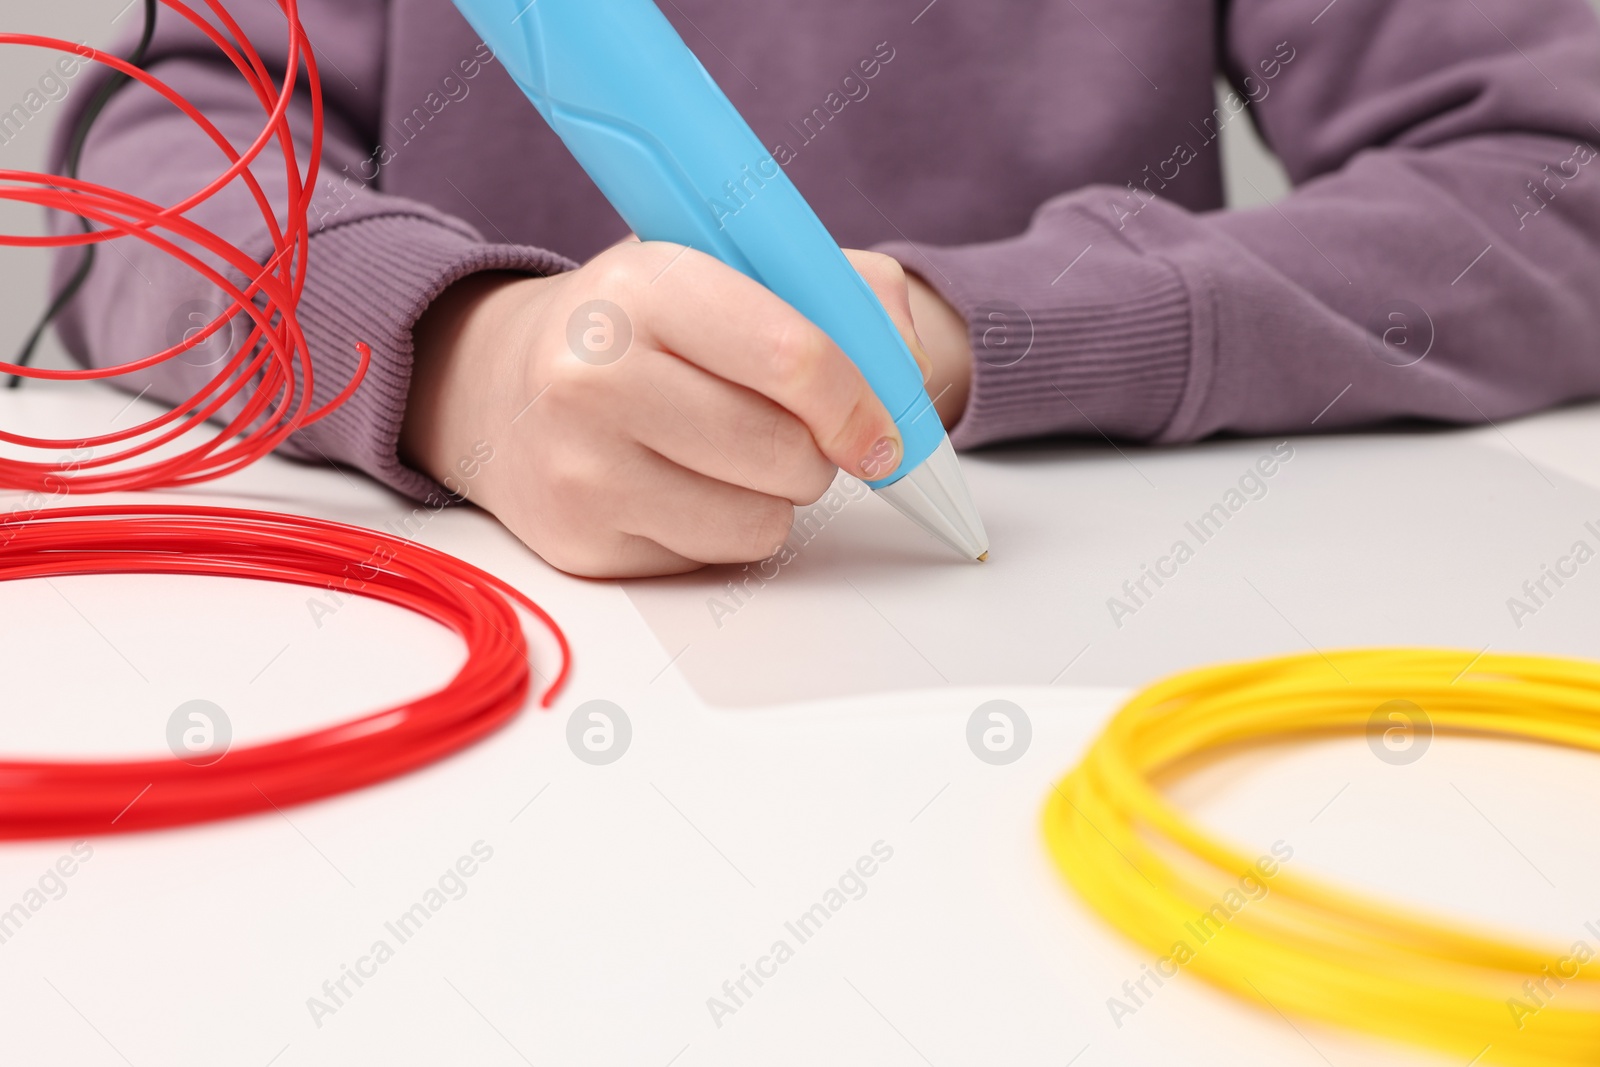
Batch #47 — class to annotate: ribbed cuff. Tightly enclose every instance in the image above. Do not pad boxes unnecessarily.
[874,198,1193,450]
[283,212,578,502]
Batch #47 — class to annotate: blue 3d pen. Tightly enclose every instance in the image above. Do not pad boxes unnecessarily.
[449,0,990,561]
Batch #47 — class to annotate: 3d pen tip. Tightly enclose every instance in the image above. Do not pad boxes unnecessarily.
[874,437,989,562]
[977,552,989,562]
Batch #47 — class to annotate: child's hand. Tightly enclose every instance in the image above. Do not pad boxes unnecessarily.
[402,240,944,578]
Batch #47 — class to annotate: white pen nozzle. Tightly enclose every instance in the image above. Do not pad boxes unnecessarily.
[873,436,989,561]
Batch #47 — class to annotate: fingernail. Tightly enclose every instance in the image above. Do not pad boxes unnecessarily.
[860,435,900,479]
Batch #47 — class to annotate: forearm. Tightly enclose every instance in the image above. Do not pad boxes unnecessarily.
[878,0,1600,449]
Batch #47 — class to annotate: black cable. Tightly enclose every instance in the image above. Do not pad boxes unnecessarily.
[8,0,159,388]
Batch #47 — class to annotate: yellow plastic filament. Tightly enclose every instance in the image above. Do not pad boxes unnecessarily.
[1045,648,1600,1065]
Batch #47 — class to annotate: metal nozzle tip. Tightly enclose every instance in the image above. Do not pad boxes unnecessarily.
[977,552,989,562]
[873,437,990,561]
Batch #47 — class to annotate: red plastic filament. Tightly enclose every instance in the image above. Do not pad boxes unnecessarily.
[0,1,572,837]
[0,505,571,839]
[0,0,353,487]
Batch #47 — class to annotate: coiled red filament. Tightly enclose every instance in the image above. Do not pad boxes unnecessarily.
[0,0,352,488]
[0,505,571,839]
[0,2,572,837]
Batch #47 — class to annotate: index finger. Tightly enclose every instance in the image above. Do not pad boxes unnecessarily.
[633,243,904,481]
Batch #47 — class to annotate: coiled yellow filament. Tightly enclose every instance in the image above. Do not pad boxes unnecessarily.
[1045,648,1600,1065]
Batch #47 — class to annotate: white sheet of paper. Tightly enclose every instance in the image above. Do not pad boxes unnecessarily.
[624,433,1600,706]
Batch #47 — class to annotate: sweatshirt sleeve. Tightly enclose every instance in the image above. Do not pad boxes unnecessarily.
[48,0,577,502]
[875,0,1600,450]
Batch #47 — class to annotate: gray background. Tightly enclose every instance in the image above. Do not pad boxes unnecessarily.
[0,0,142,372]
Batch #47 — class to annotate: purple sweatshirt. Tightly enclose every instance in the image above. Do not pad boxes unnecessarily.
[51,0,1600,504]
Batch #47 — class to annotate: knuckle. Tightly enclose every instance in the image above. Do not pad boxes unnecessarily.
[545,357,587,388]
[765,316,826,394]
[539,451,601,511]
[792,459,837,504]
[739,499,795,558]
[763,416,835,502]
[752,404,806,466]
[582,248,645,295]
[544,345,625,401]
[541,362,602,410]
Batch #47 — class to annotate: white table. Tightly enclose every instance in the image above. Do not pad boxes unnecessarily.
[2,380,1597,1067]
